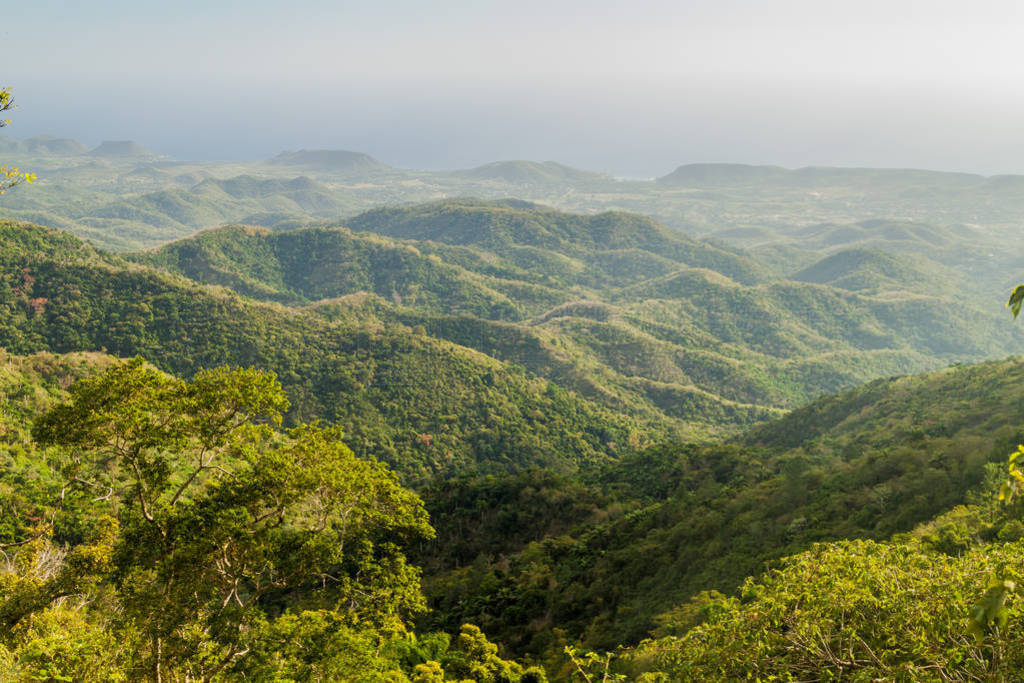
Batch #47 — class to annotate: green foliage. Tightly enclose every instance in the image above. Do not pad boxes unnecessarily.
[0,605,132,681]
[2,359,435,680]
[0,350,120,546]
[344,199,767,286]
[0,89,36,195]
[791,246,961,296]
[1008,284,1024,319]
[418,359,1024,656]
[627,539,1024,680]
[562,647,623,683]
[133,224,524,319]
[0,220,639,481]
[123,201,1024,442]
[4,159,1024,680]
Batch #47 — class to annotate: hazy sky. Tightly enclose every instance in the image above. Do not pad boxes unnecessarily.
[5,0,1024,176]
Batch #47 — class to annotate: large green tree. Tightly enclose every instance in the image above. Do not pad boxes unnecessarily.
[2,359,434,680]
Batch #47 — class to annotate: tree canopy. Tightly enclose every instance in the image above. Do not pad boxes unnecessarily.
[0,89,35,195]
[3,359,435,680]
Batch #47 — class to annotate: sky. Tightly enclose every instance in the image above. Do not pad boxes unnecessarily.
[5,0,1024,176]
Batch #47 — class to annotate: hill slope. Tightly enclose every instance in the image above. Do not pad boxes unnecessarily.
[0,219,647,482]
[90,140,155,158]
[791,247,960,294]
[454,160,611,184]
[657,162,790,186]
[343,199,767,286]
[268,149,392,173]
[133,202,1024,438]
[419,356,1024,653]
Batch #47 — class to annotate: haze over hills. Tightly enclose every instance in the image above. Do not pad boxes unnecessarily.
[655,162,989,188]
[89,139,157,158]
[452,160,612,185]
[657,162,792,186]
[3,138,1024,261]
[268,148,392,173]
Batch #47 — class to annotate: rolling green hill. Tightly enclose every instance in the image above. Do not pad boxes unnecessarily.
[267,149,392,174]
[0,219,650,483]
[343,199,768,286]
[131,200,1024,441]
[5,145,1024,271]
[791,247,960,294]
[132,224,526,319]
[2,203,1024,678]
[8,137,1024,680]
[419,357,1024,654]
[454,160,611,185]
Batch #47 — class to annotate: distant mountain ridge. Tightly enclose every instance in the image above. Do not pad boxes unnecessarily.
[657,163,791,186]
[90,140,156,158]
[453,160,611,184]
[4,135,1024,187]
[0,134,90,156]
[657,162,988,187]
[267,149,391,173]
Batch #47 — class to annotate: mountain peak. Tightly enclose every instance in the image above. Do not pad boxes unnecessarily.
[267,149,390,173]
[456,160,611,184]
[90,140,156,158]
[657,163,790,186]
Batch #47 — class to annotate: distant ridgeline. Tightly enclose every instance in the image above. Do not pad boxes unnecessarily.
[5,140,1024,260]
[268,148,392,173]
[0,134,157,158]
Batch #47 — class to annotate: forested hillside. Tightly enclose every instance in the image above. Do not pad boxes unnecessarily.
[416,358,1024,655]
[4,349,1024,680]
[3,154,1024,679]
[0,219,649,482]
[0,353,551,681]
[8,0,1024,674]
[130,200,1024,438]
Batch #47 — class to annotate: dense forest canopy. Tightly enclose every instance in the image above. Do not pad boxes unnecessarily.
[3,130,1024,679]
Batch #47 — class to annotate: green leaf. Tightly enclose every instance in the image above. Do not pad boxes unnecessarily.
[999,481,1013,502]
[1008,284,1024,319]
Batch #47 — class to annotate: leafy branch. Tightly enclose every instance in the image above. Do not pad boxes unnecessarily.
[0,88,36,194]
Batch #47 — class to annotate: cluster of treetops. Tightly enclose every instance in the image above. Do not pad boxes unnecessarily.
[3,343,1024,680]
